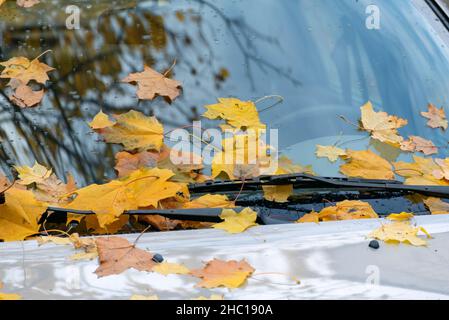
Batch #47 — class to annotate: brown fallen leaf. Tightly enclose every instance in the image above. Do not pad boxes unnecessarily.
[17,0,40,8]
[433,158,449,181]
[33,173,77,205]
[94,236,156,277]
[9,84,44,108]
[139,215,180,231]
[360,101,407,147]
[122,65,182,103]
[0,174,12,194]
[114,150,158,178]
[340,149,394,180]
[421,103,448,130]
[423,197,449,215]
[190,259,255,288]
[400,136,438,156]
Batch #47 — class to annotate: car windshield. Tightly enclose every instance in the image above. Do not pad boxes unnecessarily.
[1,0,449,185]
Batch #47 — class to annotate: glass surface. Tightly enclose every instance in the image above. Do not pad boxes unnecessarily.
[1,0,449,184]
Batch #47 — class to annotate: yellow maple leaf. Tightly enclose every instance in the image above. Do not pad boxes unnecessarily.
[369,221,432,246]
[394,156,449,186]
[190,259,255,289]
[315,145,347,162]
[0,55,54,85]
[386,212,414,221]
[277,155,314,175]
[262,155,314,203]
[212,207,258,234]
[0,292,22,300]
[153,262,190,276]
[88,110,116,129]
[262,184,293,203]
[340,149,394,180]
[84,215,129,235]
[0,282,22,300]
[0,188,47,241]
[360,101,407,146]
[183,194,235,209]
[66,168,183,227]
[296,212,320,223]
[100,110,164,152]
[318,200,378,221]
[211,132,271,179]
[14,161,52,185]
[203,98,266,131]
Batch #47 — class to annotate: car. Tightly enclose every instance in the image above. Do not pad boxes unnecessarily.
[1,0,449,300]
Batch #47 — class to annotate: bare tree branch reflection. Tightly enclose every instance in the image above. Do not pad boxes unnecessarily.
[0,0,300,185]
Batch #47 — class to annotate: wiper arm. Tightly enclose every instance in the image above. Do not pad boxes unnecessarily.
[41,173,447,227]
[189,173,449,198]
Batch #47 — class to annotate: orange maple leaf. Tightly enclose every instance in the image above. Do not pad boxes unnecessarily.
[190,259,255,288]
[94,237,156,277]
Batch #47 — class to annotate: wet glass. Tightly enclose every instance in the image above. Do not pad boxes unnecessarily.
[1,0,449,184]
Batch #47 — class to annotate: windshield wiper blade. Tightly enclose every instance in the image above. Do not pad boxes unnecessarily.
[43,206,284,225]
[189,173,449,198]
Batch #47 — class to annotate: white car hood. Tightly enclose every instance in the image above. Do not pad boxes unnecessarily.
[1,215,449,300]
